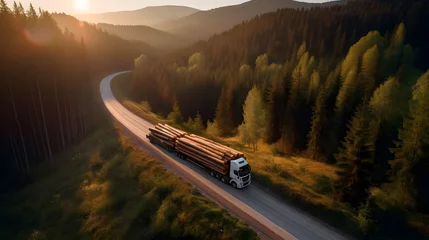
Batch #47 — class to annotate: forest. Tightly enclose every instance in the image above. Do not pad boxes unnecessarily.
[0,1,149,188]
[128,0,429,237]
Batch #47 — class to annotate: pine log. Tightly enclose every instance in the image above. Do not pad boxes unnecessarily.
[148,135,175,148]
[177,138,225,159]
[163,124,187,135]
[189,134,244,157]
[149,127,176,139]
[185,135,235,159]
[176,147,227,175]
[155,124,182,137]
[151,132,174,142]
[176,140,225,163]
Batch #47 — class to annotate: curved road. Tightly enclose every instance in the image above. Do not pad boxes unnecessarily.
[100,71,351,240]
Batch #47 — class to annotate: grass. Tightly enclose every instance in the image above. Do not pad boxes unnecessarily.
[0,124,258,240]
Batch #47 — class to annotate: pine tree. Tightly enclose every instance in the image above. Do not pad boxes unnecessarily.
[381,23,405,78]
[27,3,37,22]
[307,69,340,162]
[367,77,402,185]
[167,101,183,124]
[0,0,10,14]
[192,112,204,134]
[215,84,234,136]
[307,70,321,104]
[206,120,220,136]
[388,70,429,212]
[333,104,373,207]
[361,45,379,99]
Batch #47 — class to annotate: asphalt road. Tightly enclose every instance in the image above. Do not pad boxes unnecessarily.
[100,71,351,240]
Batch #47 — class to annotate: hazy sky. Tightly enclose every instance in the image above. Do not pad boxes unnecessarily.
[6,0,328,14]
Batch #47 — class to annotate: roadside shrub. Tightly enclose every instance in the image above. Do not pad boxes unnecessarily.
[313,175,332,195]
[100,138,121,160]
[140,101,152,113]
[358,200,375,235]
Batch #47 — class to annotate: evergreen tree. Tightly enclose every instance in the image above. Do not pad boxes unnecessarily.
[206,120,220,136]
[308,69,340,162]
[215,84,234,136]
[192,112,204,134]
[361,45,379,99]
[307,70,321,104]
[388,70,429,212]
[381,23,405,79]
[333,104,373,207]
[167,101,184,124]
[367,77,402,185]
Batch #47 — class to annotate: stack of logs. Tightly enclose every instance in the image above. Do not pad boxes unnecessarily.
[148,124,245,176]
[147,124,187,148]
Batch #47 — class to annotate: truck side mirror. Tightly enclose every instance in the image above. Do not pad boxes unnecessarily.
[234,170,238,176]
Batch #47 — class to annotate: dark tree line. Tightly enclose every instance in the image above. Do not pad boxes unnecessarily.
[0,1,151,184]
[130,0,429,236]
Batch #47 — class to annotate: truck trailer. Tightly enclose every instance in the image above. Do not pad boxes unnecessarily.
[146,123,251,189]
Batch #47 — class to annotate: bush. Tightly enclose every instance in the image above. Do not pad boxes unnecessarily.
[206,120,220,137]
[140,101,152,113]
[313,175,332,195]
[358,200,375,235]
[100,138,121,160]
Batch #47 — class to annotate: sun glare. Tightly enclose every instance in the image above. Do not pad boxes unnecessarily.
[74,0,89,12]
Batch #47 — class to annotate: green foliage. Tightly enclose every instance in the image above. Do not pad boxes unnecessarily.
[206,120,221,137]
[387,71,429,212]
[341,31,383,79]
[215,84,234,136]
[239,86,266,151]
[139,100,152,113]
[167,101,184,124]
[134,54,148,70]
[188,52,205,71]
[308,70,321,103]
[192,112,204,134]
[313,175,332,195]
[333,104,373,207]
[239,64,252,85]
[361,44,379,98]
[0,128,257,240]
[381,23,405,78]
[357,200,375,235]
[369,77,401,120]
[307,69,340,162]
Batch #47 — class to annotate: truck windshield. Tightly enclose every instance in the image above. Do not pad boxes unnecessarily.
[239,164,251,176]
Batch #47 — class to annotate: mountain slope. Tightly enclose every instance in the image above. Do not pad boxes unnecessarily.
[154,0,345,42]
[97,23,186,49]
[76,5,200,26]
[52,14,155,71]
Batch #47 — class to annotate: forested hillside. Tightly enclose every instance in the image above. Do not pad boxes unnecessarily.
[129,0,429,237]
[0,1,149,187]
[76,5,200,26]
[154,0,346,42]
[96,23,185,49]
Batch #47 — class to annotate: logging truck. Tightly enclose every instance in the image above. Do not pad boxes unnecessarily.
[146,124,251,189]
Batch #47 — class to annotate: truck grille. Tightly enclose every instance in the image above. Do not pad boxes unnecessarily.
[242,175,250,182]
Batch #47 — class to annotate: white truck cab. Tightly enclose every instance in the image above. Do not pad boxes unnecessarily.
[229,157,251,189]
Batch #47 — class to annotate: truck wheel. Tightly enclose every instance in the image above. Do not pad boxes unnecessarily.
[231,182,237,189]
[210,171,215,177]
[221,176,227,184]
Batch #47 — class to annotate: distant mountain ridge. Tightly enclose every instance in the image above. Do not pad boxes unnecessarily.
[96,23,186,50]
[76,5,200,26]
[154,0,346,41]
